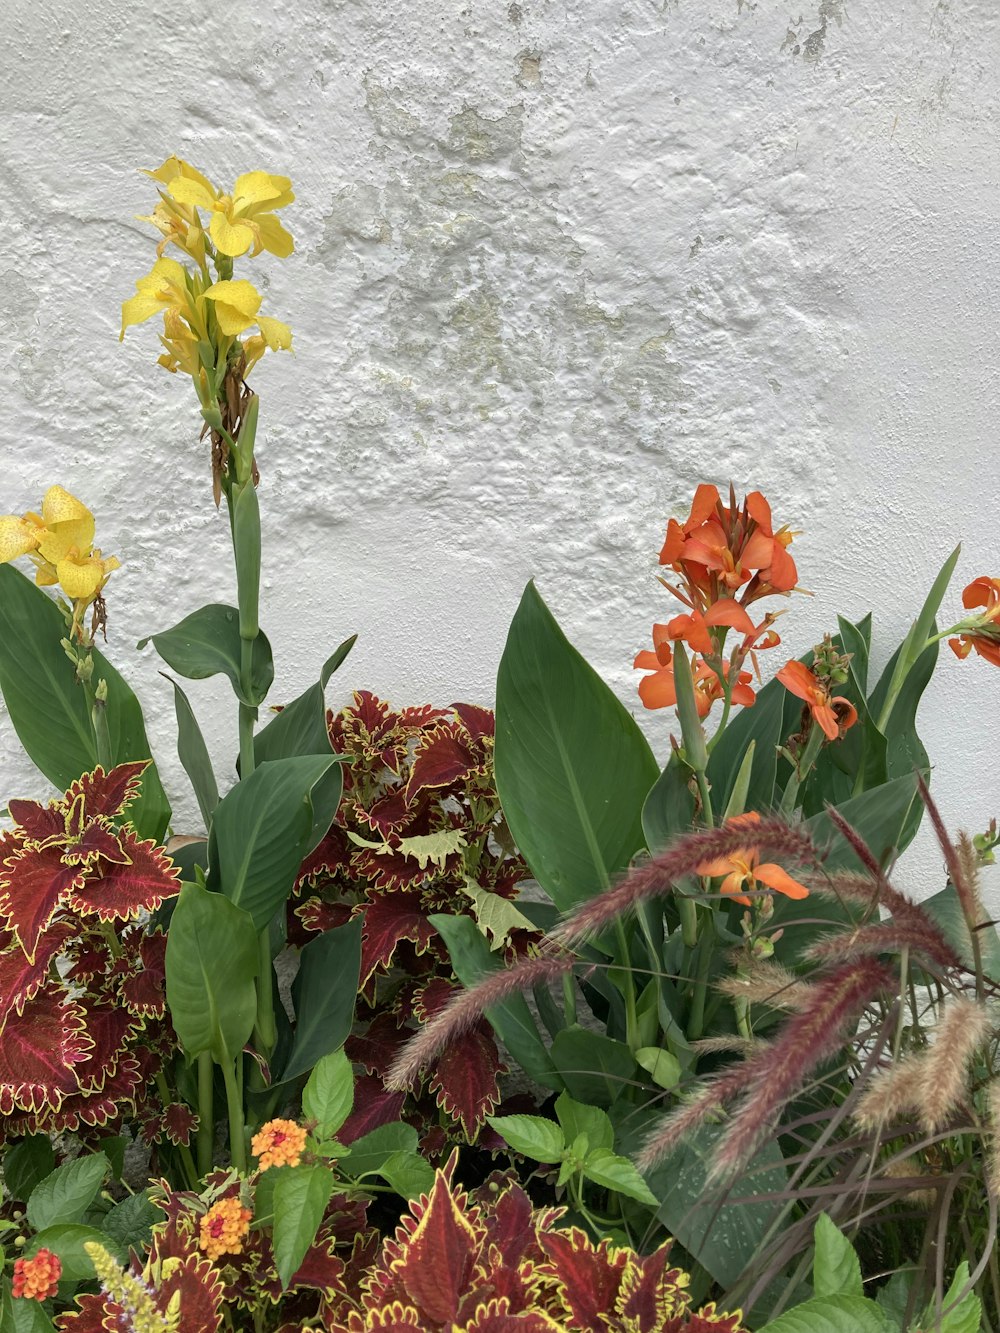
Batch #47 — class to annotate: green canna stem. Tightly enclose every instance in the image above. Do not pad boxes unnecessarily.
[221,1058,247,1174]
[197,1052,214,1178]
[779,721,825,817]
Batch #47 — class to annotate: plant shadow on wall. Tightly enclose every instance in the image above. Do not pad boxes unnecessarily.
[0,159,998,1331]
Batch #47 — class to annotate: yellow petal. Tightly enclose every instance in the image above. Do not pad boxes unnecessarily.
[0,516,43,563]
[204,280,262,332]
[254,213,295,258]
[56,554,104,599]
[256,316,293,352]
[38,488,95,564]
[169,177,217,210]
[34,560,59,586]
[121,292,167,336]
[233,171,291,207]
[209,211,255,257]
[144,157,218,196]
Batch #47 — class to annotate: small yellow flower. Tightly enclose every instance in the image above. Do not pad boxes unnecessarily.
[251,1118,308,1170]
[157,308,203,378]
[121,256,203,341]
[198,1197,252,1261]
[168,170,294,259]
[57,548,121,600]
[138,156,217,264]
[203,281,293,363]
[0,486,95,573]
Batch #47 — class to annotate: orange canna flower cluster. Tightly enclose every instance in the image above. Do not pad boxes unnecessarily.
[777,659,858,742]
[636,484,795,717]
[251,1118,308,1171]
[949,577,1000,668]
[198,1196,253,1261]
[696,812,810,905]
[12,1248,62,1301]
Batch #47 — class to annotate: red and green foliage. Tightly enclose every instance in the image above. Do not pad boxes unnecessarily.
[0,762,182,1143]
[292,693,538,1142]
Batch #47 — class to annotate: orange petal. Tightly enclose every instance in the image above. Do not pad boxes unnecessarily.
[634,650,662,670]
[768,542,798,591]
[704,599,756,634]
[697,856,738,877]
[755,862,810,900]
[776,660,817,702]
[745,491,772,533]
[832,697,859,733]
[741,529,774,570]
[811,702,840,741]
[720,871,751,906]
[659,519,685,566]
[638,669,677,710]
[949,636,973,659]
[961,577,1000,610]
[687,485,721,530]
[668,611,714,656]
[731,680,756,707]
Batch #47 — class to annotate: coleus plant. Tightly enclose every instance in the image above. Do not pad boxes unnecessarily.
[0,762,183,1146]
[292,691,539,1143]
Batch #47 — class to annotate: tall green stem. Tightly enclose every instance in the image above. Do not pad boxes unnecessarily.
[221,1059,247,1174]
[779,721,824,817]
[613,919,640,1052]
[197,1052,214,1178]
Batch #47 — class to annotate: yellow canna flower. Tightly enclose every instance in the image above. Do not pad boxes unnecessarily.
[168,170,294,259]
[204,281,293,360]
[242,316,293,375]
[0,514,45,563]
[121,256,202,341]
[57,548,121,600]
[157,308,203,378]
[35,485,96,564]
[138,156,217,265]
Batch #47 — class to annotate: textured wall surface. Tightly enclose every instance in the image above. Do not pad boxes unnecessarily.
[2,0,998,902]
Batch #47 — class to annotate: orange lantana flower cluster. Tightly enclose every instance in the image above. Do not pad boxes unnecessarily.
[949,577,1000,668]
[251,1118,308,1171]
[199,1197,253,1261]
[12,1248,62,1301]
[635,484,795,717]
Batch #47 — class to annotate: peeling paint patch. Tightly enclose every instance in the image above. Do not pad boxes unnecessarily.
[515,50,542,88]
[448,105,524,162]
[780,2,845,60]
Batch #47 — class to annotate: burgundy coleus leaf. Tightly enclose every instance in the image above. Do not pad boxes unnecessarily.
[451,702,495,744]
[68,833,180,922]
[615,1245,692,1330]
[482,1182,537,1271]
[0,919,74,1025]
[347,1012,410,1079]
[662,1306,745,1332]
[386,1171,482,1326]
[40,1053,143,1133]
[75,1000,141,1092]
[0,984,93,1114]
[404,722,482,805]
[0,841,88,959]
[71,760,149,822]
[539,1229,629,1331]
[156,1252,226,1333]
[354,844,437,894]
[427,1022,506,1138]
[57,1291,129,1331]
[287,1230,347,1298]
[296,824,353,891]
[61,819,132,867]
[358,895,437,981]
[339,1074,405,1144]
[65,935,114,984]
[292,896,352,944]
[355,786,418,837]
[341,1307,423,1332]
[6,798,64,842]
[119,929,168,1017]
[463,1300,562,1332]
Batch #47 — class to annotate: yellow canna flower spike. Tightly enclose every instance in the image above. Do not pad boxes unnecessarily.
[37,485,96,564]
[168,169,294,259]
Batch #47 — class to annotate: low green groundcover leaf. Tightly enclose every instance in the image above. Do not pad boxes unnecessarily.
[487,1114,565,1163]
[756,1295,894,1333]
[302,1049,354,1138]
[341,1123,419,1178]
[374,1151,436,1200]
[272,1163,335,1288]
[812,1213,863,1300]
[2,1136,55,1202]
[582,1148,658,1206]
[27,1224,126,1283]
[26,1153,109,1233]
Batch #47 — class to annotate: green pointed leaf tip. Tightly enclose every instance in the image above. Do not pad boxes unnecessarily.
[755,1295,894,1333]
[138,602,274,707]
[812,1213,863,1300]
[486,1113,565,1163]
[272,1163,335,1288]
[302,1048,354,1138]
[495,581,659,911]
[582,1148,658,1206]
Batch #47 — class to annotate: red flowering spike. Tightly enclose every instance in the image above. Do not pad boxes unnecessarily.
[359,896,437,981]
[0,920,74,1025]
[404,723,480,805]
[68,834,180,922]
[391,1171,481,1325]
[71,761,149,821]
[0,985,92,1114]
[0,842,88,960]
[6,799,63,842]
[539,1229,628,1329]
[339,1074,406,1144]
[450,702,495,743]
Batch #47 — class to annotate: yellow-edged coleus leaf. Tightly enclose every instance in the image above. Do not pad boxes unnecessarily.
[391,1170,481,1325]
[0,983,92,1114]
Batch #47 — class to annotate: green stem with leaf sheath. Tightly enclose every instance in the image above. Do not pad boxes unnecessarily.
[197,1052,214,1178]
[221,1059,246,1174]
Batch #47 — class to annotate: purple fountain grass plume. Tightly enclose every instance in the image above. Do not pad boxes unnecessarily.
[805,919,960,973]
[852,1055,926,1131]
[917,773,987,940]
[550,818,819,947]
[987,1082,1000,1199]
[637,1060,758,1172]
[715,960,815,1012]
[806,860,962,972]
[918,995,992,1133]
[385,950,576,1092]
[639,957,894,1178]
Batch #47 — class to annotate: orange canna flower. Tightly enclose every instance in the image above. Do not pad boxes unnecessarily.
[664,597,758,656]
[251,1118,308,1170]
[949,576,1000,668]
[634,629,755,717]
[659,485,798,602]
[696,812,810,906]
[199,1197,252,1261]
[777,660,858,742]
[12,1248,62,1301]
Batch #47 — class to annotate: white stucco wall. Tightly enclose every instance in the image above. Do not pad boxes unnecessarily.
[2,1,998,905]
